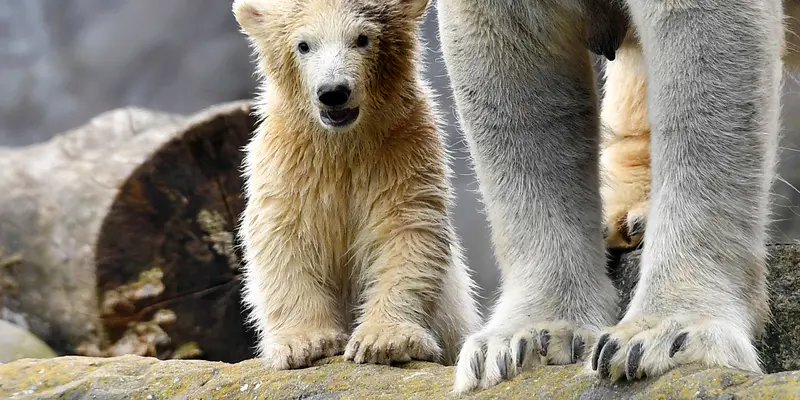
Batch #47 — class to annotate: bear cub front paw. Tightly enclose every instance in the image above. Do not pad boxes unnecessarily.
[261,329,348,370]
[344,322,442,365]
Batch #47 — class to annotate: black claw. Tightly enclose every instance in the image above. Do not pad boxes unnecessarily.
[470,353,482,380]
[670,332,689,358]
[538,330,551,357]
[598,340,619,380]
[629,217,645,237]
[498,353,510,379]
[592,333,610,371]
[572,335,585,363]
[626,342,644,381]
[516,338,528,368]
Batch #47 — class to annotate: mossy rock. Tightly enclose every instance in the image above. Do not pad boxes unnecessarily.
[0,355,798,399]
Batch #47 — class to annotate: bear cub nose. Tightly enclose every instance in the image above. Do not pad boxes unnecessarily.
[317,83,351,108]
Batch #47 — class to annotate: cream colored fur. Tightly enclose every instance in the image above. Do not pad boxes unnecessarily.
[232,0,480,370]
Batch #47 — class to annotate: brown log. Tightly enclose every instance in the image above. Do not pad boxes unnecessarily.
[0,101,258,363]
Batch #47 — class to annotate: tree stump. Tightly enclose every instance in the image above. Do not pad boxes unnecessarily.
[0,101,259,363]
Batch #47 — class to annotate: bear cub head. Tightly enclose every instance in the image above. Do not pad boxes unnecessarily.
[234,0,429,133]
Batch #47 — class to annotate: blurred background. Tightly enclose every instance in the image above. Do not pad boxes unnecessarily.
[2,1,799,317]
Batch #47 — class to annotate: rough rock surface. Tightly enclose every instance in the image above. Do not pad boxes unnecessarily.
[0,355,798,399]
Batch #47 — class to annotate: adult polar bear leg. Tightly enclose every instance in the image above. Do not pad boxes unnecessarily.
[589,0,783,382]
[437,0,618,393]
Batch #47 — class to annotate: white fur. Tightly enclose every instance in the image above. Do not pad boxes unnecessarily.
[437,0,785,393]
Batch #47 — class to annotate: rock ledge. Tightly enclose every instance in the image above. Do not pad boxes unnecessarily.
[1,355,799,399]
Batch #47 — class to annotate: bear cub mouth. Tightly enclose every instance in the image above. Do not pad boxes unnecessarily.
[320,107,360,128]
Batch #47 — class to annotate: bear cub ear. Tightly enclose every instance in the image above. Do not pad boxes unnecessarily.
[232,0,264,33]
[398,0,429,20]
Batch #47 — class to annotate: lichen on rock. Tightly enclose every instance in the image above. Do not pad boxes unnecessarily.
[0,355,798,399]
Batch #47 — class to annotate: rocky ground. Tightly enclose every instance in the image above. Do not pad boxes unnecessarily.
[1,354,799,399]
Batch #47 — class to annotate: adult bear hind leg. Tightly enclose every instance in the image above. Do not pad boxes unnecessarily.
[437,0,618,393]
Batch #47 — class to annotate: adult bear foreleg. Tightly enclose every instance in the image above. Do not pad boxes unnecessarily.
[437,0,618,393]
[588,0,783,382]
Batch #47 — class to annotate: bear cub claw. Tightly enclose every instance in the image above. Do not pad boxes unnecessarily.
[261,329,348,370]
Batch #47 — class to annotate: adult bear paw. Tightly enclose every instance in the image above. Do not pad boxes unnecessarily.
[586,315,761,381]
[453,321,596,394]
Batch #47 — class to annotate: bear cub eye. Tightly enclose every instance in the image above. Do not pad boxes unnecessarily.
[355,34,369,48]
[297,41,310,54]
